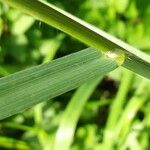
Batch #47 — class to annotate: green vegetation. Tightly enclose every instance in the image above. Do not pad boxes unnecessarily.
[2,0,150,78]
[0,0,150,150]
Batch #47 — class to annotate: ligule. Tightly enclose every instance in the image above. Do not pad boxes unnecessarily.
[105,50,126,66]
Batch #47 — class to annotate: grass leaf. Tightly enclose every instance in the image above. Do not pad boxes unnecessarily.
[2,0,150,79]
[0,48,118,120]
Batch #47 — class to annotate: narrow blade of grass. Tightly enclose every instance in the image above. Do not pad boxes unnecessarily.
[0,48,118,120]
[53,77,102,150]
[102,69,133,149]
[106,69,133,129]
[116,79,150,146]
[2,0,150,79]
[0,122,37,133]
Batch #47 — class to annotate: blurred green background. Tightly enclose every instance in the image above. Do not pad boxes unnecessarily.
[0,0,150,150]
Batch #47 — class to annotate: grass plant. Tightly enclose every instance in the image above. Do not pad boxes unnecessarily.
[0,0,150,150]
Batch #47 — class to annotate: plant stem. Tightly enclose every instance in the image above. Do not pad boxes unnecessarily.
[1,122,37,132]
[1,0,150,79]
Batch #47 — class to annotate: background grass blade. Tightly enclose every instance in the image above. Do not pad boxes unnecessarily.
[0,136,31,150]
[102,69,133,149]
[2,0,150,79]
[0,48,118,120]
[53,77,102,150]
[116,79,150,147]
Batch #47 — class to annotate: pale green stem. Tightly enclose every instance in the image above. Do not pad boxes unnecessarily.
[1,0,150,79]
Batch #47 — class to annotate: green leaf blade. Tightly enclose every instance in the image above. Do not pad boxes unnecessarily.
[0,48,118,120]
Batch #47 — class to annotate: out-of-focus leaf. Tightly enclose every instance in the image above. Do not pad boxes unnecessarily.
[11,14,34,35]
[53,76,102,150]
[0,136,31,150]
[40,33,65,63]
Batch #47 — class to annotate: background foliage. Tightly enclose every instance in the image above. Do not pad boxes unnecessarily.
[0,0,150,150]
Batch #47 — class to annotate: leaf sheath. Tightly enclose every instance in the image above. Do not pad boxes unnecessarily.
[2,0,150,79]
